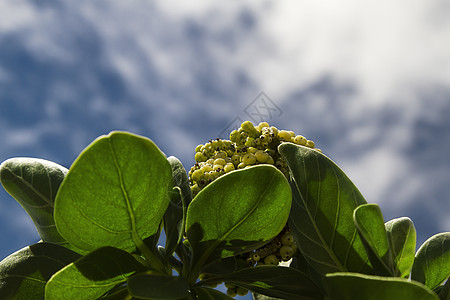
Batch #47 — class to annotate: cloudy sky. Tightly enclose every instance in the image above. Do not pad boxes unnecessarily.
[1,0,449,297]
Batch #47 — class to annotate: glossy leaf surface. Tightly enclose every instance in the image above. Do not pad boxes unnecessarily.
[385,217,416,278]
[324,272,439,300]
[54,131,173,252]
[45,246,143,300]
[412,232,450,290]
[208,266,322,300]
[186,165,291,273]
[127,273,190,299]
[279,143,371,275]
[353,204,393,275]
[0,158,68,244]
[0,243,80,299]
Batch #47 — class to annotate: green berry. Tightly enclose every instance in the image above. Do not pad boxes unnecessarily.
[255,150,270,163]
[281,232,295,246]
[278,130,292,141]
[195,152,207,162]
[215,151,227,159]
[227,288,237,297]
[230,130,240,142]
[306,140,315,148]
[195,144,203,152]
[245,137,254,147]
[293,135,307,146]
[231,154,241,165]
[214,158,226,166]
[242,153,256,166]
[201,165,213,173]
[237,287,248,296]
[192,169,203,182]
[279,245,295,261]
[224,163,235,173]
[241,121,260,138]
[237,162,246,169]
[264,254,279,265]
[213,164,224,171]
[247,147,258,154]
[224,283,235,289]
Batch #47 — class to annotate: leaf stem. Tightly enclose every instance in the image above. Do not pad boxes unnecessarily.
[134,235,168,274]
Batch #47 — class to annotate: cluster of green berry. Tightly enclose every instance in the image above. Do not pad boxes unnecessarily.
[188,120,319,197]
[190,120,316,297]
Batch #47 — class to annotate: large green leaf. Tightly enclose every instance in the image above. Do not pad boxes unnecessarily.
[0,158,68,245]
[278,143,371,275]
[353,204,394,276]
[385,217,416,278]
[323,272,439,300]
[203,266,323,300]
[185,165,291,279]
[127,273,190,299]
[45,246,144,300]
[0,243,80,299]
[54,131,173,254]
[193,287,234,300]
[411,232,450,290]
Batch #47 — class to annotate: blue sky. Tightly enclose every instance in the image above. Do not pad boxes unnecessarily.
[1,1,450,298]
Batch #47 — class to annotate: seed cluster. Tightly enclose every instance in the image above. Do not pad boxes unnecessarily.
[189,121,319,197]
[190,121,316,298]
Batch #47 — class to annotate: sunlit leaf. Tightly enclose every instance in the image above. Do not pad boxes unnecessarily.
[353,204,394,276]
[324,272,439,300]
[186,165,291,276]
[0,243,80,299]
[54,131,173,253]
[0,158,68,245]
[412,232,450,290]
[385,217,416,278]
[278,143,372,275]
[45,246,144,300]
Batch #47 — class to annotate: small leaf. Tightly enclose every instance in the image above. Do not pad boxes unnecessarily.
[437,279,450,300]
[0,243,80,299]
[193,287,234,300]
[186,165,291,275]
[385,217,416,278]
[324,272,439,300]
[278,143,372,275]
[54,131,173,253]
[167,156,192,206]
[0,158,68,245]
[164,187,186,260]
[411,232,450,290]
[353,204,394,275]
[205,266,323,300]
[127,273,190,299]
[45,246,144,300]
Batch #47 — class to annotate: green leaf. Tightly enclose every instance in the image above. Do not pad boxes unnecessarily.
[0,158,68,245]
[385,217,416,278]
[0,243,80,299]
[54,131,173,253]
[411,232,450,290]
[278,143,371,275]
[164,187,186,260]
[353,204,394,276]
[164,156,190,260]
[437,279,450,300]
[167,156,192,206]
[193,287,235,300]
[127,273,190,299]
[186,165,291,278]
[204,266,323,300]
[45,246,144,300]
[323,272,439,300]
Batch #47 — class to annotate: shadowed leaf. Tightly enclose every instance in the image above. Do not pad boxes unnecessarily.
[127,273,190,299]
[0,243,80,299]
[279,143,372,275]
[324,272,439,300]
[385,217,416,278]
[0,158,68,245]
[412,232,450,290]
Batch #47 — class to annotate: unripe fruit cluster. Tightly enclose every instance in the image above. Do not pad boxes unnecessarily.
[189,120,319,197]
